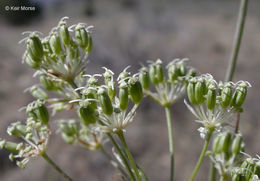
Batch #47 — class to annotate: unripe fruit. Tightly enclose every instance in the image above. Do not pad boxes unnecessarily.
[49,32,63,55]
[149,64,159,85]
[26,34,43,62]
[232,134,243,155]
[187,78,197,105]
[98,88,113,116]
[139,67,150,90]
[59,23,70,46]
[78,104,97,125]
[206,84,216,110]
[128,77,143,104]
[0,140,19,154]
[221,83,233,108]
[195,78,207,104]
[119,83,129,110]
[75,24,89,49]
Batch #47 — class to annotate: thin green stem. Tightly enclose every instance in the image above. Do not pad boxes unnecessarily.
[165,106,174,181]
[42,152,73,181]
[225,0,249,82]
[100,146,129,179]
[106,133,136,181]
[117,131,142,181]
[209,161,216,181]
[189,130,213,181]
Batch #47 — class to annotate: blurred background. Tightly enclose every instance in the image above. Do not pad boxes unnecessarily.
[0,0,260,180]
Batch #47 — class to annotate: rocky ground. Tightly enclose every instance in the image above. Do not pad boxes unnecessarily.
[0,0,260,180]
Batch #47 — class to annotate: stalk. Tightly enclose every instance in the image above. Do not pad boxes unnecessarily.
[106,133,136,181]
[189,130,213,181]
[165,106,175,181]
[225,0,249,82]
[209,162,216,181]
[100,146,129,179]
[42,152,73,181]
[117,131,142,181]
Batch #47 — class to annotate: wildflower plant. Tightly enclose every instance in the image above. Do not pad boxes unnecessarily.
[0,0,257,180]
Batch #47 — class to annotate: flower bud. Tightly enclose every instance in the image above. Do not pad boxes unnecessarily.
[221,82,233,108]
[232,134,243,155]
[49,32,63,55]
[187,68,196,77]
[232,82,248,109]
[128,77,143,104]
[78,102,98,125]
[187,78,197,105]
[98,88,113,116]
[59,22,70,46]
[155,60,164,83]
[26,34,43,62]
[61,133,74,144]
[206,84,216,110]
[139,67,150,90]
[119,83,129,110]
[0,140,19,154]
[42,38,53,55]
[75,24,89,49]
[7,123,27,138]
[195,78,207,104]
[30,86,48,100]
[219,132,231,154]
[35,100,49,125]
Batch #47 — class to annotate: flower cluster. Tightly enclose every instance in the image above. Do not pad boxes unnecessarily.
[0,100,50,168]
[69,66,143,134]
[185,74,251,138]
[139,58,196,107]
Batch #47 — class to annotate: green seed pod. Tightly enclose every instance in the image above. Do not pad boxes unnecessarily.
[61,133,74,144]
[35,100,49,125]
[187,78,197,105]
[107,81,116,100]
[206,84,216,110]
[195,78,207,104]
[42,38,53,55]
[78,102,98,125]
[128,77,143,104]
[241,158,255,181]
[178,62,187,76]
[23,52,40,69]
[232,134,243,155]
[59,23,70,46]
[7,124,27,138]
[40,74,59,91]
[82,89,97,109]
[30,86,48,100]
[86,35,92,53]
[187,68,196,77]
[49,32,63,55]
[155,60,164,83]
[0,140,19,154]
[149,64,159,85]
[98,88,113,116]
[254,161,260,178]
[231,168,246,181]
[233,82,247,109]
[212,134,221,154]
[75,24,89,49]
[168,64,180,82]
[139,67,150,90]
[221,82,233,108]
[219,132,231,154]
[119,83,129,110]
[26,34,43,62]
